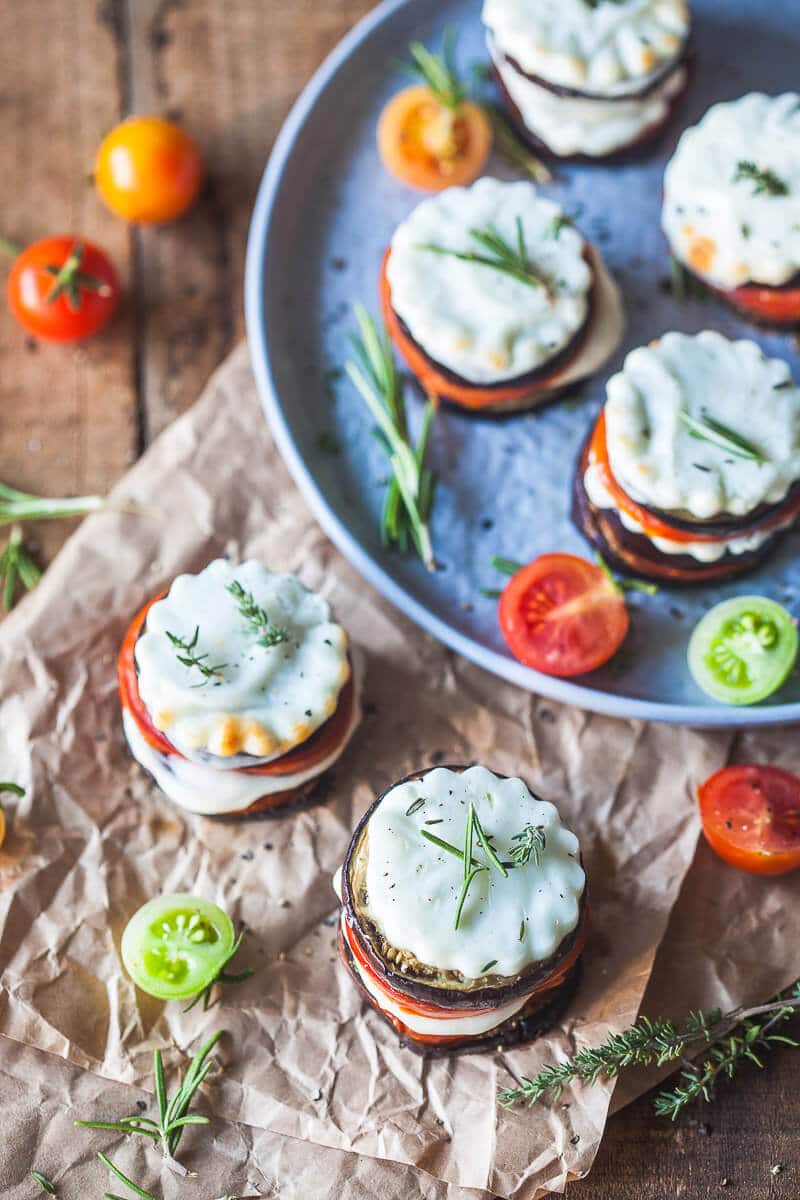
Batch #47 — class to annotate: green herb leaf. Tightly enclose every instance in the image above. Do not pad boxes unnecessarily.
[491,555,525,576]
[406,27,464,110]
[0,526,41,609]
[418,219,552,293]
[405,797,426,816]
[346,306,437,570]
[596,553,657,596]
[472,800,509,878]
[165,628,228,685]
[227,579,289,648]
[183,931,253,1012]
[0,781,25,797]
[96,1155,159,1200]
[678,412,766,463]
[481,959,498,974]
[454,864,487,930]
[733,160,789,197]
[509,824,547,868]
[668,256,708,304]
[30,1172,57,1196]
[0,480,105,526]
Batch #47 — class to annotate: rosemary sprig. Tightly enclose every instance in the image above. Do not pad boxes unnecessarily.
[596,553,657,596]
[498,981,800,1118]
[509,824,546,868]
[733,160,789,197]
[165,628,227,685]
[78,1032,224,1177]
[97,1154,159,1200]
[472,800,508,877]
[481,102,552,184]
[0,480,105,525]
[346,306,437,570]
[678,411,766,463]
[420,827,482,867]
[0,526,41,609]
[227,580,288,648]
[30,1171,57,1196]
[183,931,254,1012]
[418,219,551,293]
[406,27,464,109]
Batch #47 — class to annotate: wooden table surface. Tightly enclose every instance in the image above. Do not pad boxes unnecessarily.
[0,3,795,1197]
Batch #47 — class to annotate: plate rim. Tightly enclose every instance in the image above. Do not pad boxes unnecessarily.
[244,0,799,729]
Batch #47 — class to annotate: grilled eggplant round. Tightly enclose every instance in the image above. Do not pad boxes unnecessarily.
[337,764,587,1055]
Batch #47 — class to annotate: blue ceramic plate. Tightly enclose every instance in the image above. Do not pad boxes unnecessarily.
[245,0,800,727]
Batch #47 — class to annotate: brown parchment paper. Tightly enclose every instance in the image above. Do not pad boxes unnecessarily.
[0,343,758,1199]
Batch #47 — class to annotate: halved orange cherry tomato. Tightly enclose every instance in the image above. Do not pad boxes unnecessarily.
[6,236,119,342]
[94,116,203,223]
[724,280,800,327]
[377,85,491,192]
[698,764,800,876]
[499,553,628,676]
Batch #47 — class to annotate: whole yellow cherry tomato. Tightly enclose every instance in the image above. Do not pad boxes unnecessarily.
[94,116,203,224]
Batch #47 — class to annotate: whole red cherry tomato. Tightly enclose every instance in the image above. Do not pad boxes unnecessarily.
[6,236,119,342]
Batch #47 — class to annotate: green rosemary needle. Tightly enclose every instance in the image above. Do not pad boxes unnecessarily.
[406,26,464,109]
[0,480,105,527]
[183,931,254,1012]
[678,411,766,463]
[733,160,789,197]
[472,801,508,878]
[0,781,25,797]
[165,628,227,685]
[420,827,482,867]
[97,1155,159,1200]
[0,525,41,610]
[30,1172,57,1196]
[346,306,437,570]
[418,218,551,293]
[227,579,288,648]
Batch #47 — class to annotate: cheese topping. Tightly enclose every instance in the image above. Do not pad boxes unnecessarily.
[387,178,593,385]
[482,0,689,95]
[363,765,584,980]
[491,37,686,157]
[603,331,800,519]
[122,666,361,815]
[663,93,800,289]
[135,560,350,759]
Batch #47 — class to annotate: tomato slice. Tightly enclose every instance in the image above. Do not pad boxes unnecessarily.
[688,596,798,706]
[699,765,800,876]
[724,280,800,327]
[377,86,492,192]
[499,554,628,676]
[121,894,235,1000]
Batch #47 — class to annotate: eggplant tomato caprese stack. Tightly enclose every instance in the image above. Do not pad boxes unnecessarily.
[118,559,360,817]
[663,93,800,327]
[482,0,691,161]
[381,176,625,414]
[334,764,586,1055]
[573,330,800,585]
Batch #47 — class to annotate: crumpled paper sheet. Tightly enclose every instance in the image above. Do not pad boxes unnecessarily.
[0,343,746,1198]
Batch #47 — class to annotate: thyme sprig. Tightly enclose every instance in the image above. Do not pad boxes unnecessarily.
[406,27,464,110]
[418,219,552,294]
[509,824,546,867]
[77,1032,224,1178]
[0,525,41,609]
[733,160,789,197]
[678,411,766,463]
[227,579,288,648]
[498,981,800,1118]
[30,1172,57,1196]
[346,306,437,570]
[183,931,254,1012]
[165,628,227,686]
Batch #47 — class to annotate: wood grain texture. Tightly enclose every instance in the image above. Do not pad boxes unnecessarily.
[0,2,796,1196]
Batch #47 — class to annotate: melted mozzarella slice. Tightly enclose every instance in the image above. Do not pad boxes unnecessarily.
[122,663,361,815]
[604,331,800,519]
[364,765,585,980]
[135,560,350,758]
[491,37,686,157]
[482,0,689,94]
[663,93,800,288]
[387,177,592,384]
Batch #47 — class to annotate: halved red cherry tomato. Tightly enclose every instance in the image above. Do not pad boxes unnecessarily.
[499,553,629,676]
[95,116,203,224]
[699,764,800,876]
[725,280,800,327]
[6,236,119,342]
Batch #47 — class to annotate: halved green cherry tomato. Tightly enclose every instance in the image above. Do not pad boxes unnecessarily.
[699,764,800,876]
[499,553,629,676]
[6,236,119,342]
[688,596,798,706]
[121,893,234,1001]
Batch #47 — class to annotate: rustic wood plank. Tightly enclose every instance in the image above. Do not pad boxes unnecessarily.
[124,0,375,440]
[0,0,137,567]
